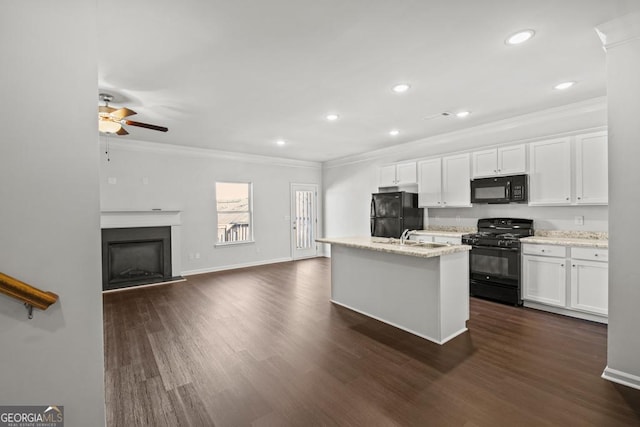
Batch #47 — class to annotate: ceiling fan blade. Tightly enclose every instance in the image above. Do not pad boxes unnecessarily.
[116,126,129,135]
[110,107,137,119]
[124,120,168,132]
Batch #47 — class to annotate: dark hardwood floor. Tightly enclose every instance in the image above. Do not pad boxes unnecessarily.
[103,258,640,426]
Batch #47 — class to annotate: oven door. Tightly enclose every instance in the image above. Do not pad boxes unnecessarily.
[469,245,520,286]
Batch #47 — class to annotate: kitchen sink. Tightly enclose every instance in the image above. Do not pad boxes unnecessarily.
[377,239,450,248]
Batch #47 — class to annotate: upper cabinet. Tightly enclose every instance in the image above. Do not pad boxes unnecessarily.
[379,161,417,187]
[528,132,608,206]
[418,153,471,208]
[472,144,526,178]
[575,131,608,205]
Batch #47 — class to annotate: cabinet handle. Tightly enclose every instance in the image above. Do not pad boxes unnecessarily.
[561,264,564,267]
[594,254,598,257]
[577,197,581,200]
[572,264,576,267]
[566,197,570,201]
[494,169,497,173]
[437,201,441,204]
[541,249,545,253]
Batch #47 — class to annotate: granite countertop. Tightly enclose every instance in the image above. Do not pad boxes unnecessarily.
[316,236,471,259]
[521,236,608,248]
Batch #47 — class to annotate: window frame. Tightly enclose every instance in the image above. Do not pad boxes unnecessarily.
[214,181,255,246]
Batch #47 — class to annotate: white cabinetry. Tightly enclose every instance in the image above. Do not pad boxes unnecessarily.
[528,137,572,205]
[575,132,608,204]
[379,162,417,187]
[522,243,608,322]
[418,154,471,207]
[570,247,608,315]
[522,245,567,307]
[472,144,526,178]
[528,132,608,206]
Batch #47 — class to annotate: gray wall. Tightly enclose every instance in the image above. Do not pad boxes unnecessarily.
[600,12,640,383]
[99,139,322,274]
[0,0,106,425]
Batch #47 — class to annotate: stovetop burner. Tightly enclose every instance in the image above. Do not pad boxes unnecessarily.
[462,218,534,248]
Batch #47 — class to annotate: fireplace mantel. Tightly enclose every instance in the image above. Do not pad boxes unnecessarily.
[100,210,182,283]
[100,210,181,229]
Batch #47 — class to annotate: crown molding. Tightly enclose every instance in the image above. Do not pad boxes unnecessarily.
[596,11,640,50]
[100,137,322,169]
[323,97,607,169]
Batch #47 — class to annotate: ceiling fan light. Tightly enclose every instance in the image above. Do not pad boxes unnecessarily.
[99,119,122,134]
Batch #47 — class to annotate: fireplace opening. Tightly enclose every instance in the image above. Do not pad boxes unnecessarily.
[101,226,173,291]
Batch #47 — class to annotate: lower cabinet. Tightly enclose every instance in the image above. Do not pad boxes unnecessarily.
[522,254,567,307]
[522,243,608,322]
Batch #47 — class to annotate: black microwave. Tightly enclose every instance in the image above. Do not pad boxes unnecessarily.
[470,174,527,204]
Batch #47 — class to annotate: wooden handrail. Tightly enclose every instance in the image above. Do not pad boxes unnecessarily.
[0,272,58,318]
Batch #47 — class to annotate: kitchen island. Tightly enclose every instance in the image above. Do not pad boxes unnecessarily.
[316,236,471,345]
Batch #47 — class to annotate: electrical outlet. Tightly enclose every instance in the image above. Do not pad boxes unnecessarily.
[142,177,149,185]
[195,252,200,259]
[574,216,584,226]
[456,215,461,223]
[107,177,117,185]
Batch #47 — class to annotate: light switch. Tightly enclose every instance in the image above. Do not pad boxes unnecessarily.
[108,177,117,185]
[574,216,584,226]
[142,177,149,185]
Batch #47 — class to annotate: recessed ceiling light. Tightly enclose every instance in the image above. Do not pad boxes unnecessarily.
[505,29,535,45]
[276,140,286,146]
[456,111,470,118]
[389,129,400,136]
[326,113,339,121]
[392,83,410,93]
[554,81,576,90]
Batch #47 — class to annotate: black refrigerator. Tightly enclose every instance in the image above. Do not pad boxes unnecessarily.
[370,192,423,238]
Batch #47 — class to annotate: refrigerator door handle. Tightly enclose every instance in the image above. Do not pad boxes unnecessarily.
[370,198,376,218]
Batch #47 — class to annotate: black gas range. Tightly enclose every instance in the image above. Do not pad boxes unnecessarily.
[462,218,534,305]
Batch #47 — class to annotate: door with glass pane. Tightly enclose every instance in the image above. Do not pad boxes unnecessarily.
[291,184,318,259]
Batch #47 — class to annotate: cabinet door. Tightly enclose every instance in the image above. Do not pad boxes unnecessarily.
[522,255,567,306]
[442,153,471,207]
[472,149,497,178]
[528,138,572,205]
[379,165,397,187]
[575,132,608,205]
[418,158,442,207]
[396,162,417,185]
[498,144,526,175]
[570,260,608,315]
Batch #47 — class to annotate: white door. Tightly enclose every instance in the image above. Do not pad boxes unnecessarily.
[291,184,318,260]
[442,153,471,207]
[417,158,442,207]
[528,137,572,205]
[522,255,567,307]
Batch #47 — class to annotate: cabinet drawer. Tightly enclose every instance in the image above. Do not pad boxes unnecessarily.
[571,247,608,262]
[522,244,566,257]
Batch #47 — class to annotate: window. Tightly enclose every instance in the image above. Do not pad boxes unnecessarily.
[216,182,253,244]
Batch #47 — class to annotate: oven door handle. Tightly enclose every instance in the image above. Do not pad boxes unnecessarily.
[471,245,519,252]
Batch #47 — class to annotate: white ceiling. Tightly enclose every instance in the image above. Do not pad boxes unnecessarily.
[98,0,640,162]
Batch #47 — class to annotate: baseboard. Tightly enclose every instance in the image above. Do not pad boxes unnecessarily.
[102,277,187,293]
[182,257,292,276]
[523,301,608,324]
[602,366,640,390]
[330,299,466,345]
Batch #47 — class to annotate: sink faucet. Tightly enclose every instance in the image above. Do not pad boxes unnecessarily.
[400,229,415,245]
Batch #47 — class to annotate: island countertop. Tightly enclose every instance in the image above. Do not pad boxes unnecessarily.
[316,236,471,258]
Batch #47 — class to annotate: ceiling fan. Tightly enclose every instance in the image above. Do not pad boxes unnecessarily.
[98,93,168,135]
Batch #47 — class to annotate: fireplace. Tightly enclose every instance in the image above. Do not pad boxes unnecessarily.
[101,226,173,291]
